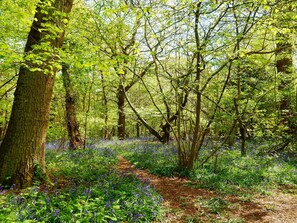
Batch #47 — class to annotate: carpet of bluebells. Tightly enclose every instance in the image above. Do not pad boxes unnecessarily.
[0,147,163,222]
[114,140,297,195]
[114,141,179,177]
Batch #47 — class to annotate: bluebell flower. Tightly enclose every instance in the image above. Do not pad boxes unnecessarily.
[46,197,51,205]
[105,199,114,208]
[132,213,142,221]
[53,209,60,217]
[17,196,25,204]
[69,188,75,194]
[84,188,92,197]
[28,214,34,219]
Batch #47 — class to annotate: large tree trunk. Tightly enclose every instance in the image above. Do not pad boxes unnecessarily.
[62,63,83,150]
[0,0,73,189]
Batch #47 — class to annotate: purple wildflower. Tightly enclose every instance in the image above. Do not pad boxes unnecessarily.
[53,209,60,217]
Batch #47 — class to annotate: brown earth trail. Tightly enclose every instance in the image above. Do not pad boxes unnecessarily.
[117,156,297,223]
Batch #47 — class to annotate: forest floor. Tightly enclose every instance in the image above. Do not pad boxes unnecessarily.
[117,156,297,223]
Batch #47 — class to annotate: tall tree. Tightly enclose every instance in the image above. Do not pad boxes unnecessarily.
[0,0,74,188]
[275,5,294,133]
[125,0,266,169]
[62,63,83,149]
[89,0,145,139]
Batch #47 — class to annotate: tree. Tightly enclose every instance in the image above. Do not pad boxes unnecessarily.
[0,0,74,188]
[89,0,146,139]
[0,0,38,141]
[62,63,83,149]
[125,0,273,169]
[274,3,294,135]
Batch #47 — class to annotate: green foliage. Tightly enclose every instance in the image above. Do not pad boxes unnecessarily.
[193,148,297,194]
[0,147,163,222]
[196,197,230,214]
[115,141,297,196]
[113,141,179,177]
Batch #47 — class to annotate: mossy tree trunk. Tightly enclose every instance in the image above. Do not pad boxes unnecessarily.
[0,0,73,189]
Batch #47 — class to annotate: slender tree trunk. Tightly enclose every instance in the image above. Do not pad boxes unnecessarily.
[181,3,202,170]
[274,3,294,134]
[83,71,94,149]
[234,98,246,156]
[100,72,109,139]
[62,63,83,150]
[160,93,189,143]
[136,122,140,138]
[276,33,293,126]
[117,84,126,140]
[0,0,73,188]
[233,9,246,156]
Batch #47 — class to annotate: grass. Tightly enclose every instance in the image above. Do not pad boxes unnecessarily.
[112,140,297,196]
[0,147,163,222]
[113,141,179,177]
[0,139,296,222]
[196,197,230,214]
[192,148,297,195]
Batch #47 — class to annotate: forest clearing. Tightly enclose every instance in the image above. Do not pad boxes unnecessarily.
[0,0,297,222]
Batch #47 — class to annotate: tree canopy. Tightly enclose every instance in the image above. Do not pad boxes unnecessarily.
[0,0,296,185]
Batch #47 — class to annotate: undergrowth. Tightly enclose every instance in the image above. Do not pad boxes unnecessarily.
[113,140,297,195]
[114,141,178,177]
[0,147,163,222]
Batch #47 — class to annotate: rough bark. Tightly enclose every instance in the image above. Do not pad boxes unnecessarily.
[62,63,83,150]
[0,0,73,188]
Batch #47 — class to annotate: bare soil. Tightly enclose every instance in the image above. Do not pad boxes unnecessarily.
[117,156,297,223]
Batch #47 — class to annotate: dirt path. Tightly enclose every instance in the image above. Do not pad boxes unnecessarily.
[117,156,297,223]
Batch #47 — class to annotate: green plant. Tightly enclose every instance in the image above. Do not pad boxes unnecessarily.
[197,197,230,214]
[0,147,164,222]
[113,140,297,196]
